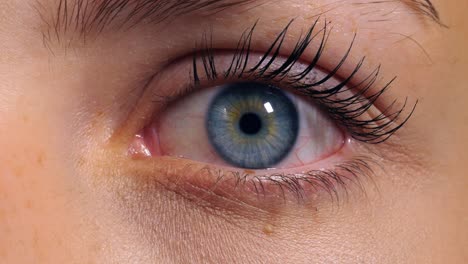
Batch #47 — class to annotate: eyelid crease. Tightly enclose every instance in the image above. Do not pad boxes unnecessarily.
[190,18,417,144]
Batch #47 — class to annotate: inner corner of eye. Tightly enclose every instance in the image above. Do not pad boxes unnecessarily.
[128,81,346,170]
[128,126,160,159]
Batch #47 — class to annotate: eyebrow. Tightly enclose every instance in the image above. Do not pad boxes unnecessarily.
[35,0,441,47]
[368,0,441,23]
[36,0,258,44]
[408,0,440,22]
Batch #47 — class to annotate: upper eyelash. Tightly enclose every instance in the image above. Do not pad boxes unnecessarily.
[191,18,418,144]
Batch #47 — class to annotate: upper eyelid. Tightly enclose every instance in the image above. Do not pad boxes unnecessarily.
[34,0,443,51]
[191,19,417,144]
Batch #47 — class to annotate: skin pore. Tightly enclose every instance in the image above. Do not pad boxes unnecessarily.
[0,0,467,263]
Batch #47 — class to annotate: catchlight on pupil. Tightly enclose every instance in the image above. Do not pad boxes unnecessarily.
[206,82,299,169]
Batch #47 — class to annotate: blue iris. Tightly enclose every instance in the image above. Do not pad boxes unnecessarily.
[206,82,299,169]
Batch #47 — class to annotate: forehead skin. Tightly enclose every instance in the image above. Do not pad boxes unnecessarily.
[0,0,467,263]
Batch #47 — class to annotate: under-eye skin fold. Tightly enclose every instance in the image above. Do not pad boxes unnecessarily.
[127,19,417,204]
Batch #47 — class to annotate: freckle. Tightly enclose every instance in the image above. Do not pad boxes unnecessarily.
[77,157,86,167]
[25,200,33,209]
[37,152,45,166]
[262,224,274,235]
[22,114,29,123]
[56,237,63,247]
[90,242,102,254]
[13,165,23,177]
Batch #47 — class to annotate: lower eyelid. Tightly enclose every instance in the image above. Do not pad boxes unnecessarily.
[124,137,373,211]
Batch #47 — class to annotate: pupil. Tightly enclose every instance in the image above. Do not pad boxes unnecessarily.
[239,113,262,135]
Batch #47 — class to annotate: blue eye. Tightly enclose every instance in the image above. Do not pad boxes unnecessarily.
[206,82,299,169]
[137,71,345,170]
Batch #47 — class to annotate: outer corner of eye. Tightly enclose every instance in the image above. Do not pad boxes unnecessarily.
[128,81,347,171]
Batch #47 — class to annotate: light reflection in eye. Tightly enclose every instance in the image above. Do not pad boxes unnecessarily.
[264,102,274,113]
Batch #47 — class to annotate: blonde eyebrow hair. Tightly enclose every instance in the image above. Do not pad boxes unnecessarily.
[34,0,258,44]
[34,0,442,48]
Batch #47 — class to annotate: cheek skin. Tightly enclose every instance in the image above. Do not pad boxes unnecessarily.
[0,106,82,262]
[0,56,158,263]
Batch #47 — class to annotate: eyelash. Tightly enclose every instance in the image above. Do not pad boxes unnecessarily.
[191,18,418,144]
[185,157,377,204]
[143,19,416,204]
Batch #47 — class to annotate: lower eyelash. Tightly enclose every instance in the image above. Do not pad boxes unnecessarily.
[191,18,417,144]
[157,156,377,206]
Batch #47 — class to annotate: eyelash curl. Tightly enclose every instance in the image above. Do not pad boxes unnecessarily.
[191,18,417,144]
[164,18,417,204]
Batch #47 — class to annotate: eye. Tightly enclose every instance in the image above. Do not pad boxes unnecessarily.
[138,82,343,170]
[124,19,415,204]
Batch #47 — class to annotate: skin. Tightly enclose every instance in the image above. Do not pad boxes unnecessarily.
[0,0,467,263]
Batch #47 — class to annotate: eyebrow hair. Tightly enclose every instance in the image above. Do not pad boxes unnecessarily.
[408,0,440,21]
[376,0,441,23]
[35,0,258,45]
[35,0,442,48]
